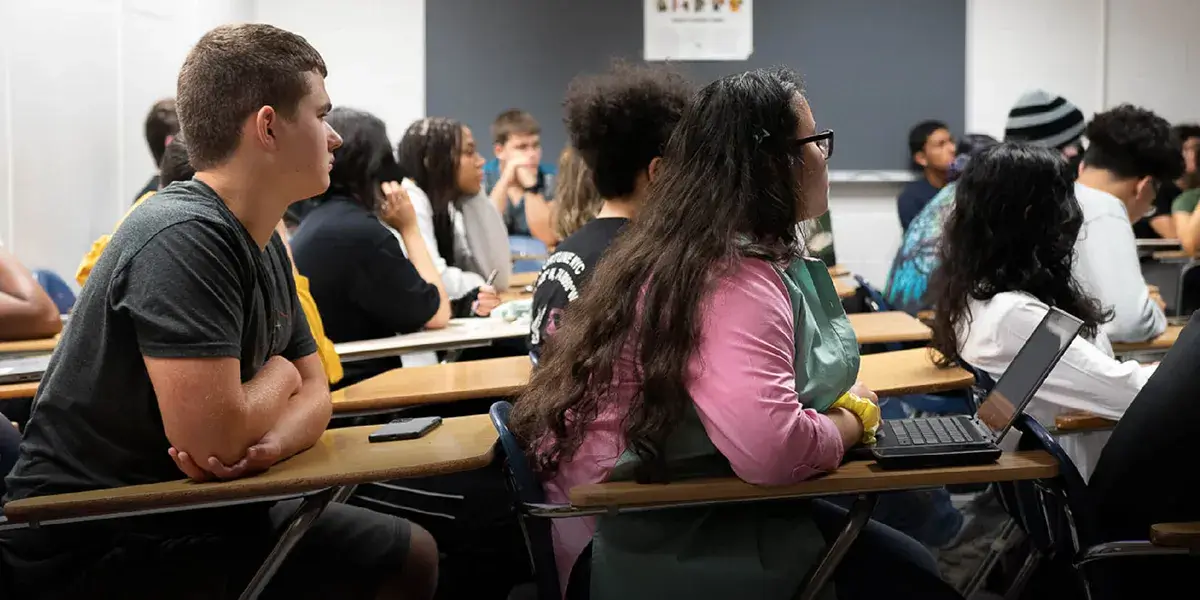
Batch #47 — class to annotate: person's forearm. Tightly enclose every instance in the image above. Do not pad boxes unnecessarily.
[523,193,558,247]
[266,375,332,460]
[0,292,62,340]
[400,224,451,327]
[1181,211,1200,255]
[234,357,302,456]
[1149,215,1177,240]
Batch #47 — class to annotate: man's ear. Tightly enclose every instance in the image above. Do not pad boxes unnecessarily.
[647,157,663,182]
[1135,175,1156,200]
[254,106,278,150]
[493,143,506,160]
[913,151,929,169]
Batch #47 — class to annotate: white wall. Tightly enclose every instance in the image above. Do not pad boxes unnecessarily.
[0,0,252,284]
[254,0,426,145]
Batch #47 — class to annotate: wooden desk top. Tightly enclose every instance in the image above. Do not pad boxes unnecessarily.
[569,450,1057,509]
[834,276,858,299]
[1110,324,1183,353]
[1151,249,1192,262]
[858,348,972,397]
[334,318,530,363]
[0,336,58,354]
[0,380,39,400]
[2,414,497,524]
[1054,411,1117,432]
[333,356,532,414]
[499,290,533,304]
[847,312,932,345]
[1137,238,1181,249]
[827,265,850,278]
[509,272,538,289]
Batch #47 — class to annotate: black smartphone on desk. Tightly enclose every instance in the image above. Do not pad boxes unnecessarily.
[369,416,443,443]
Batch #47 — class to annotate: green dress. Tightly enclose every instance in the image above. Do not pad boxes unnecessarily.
[588,257,860,600]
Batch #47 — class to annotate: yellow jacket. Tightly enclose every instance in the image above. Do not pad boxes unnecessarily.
[76,191,344,386]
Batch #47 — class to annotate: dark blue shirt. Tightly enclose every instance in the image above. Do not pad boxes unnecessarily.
[896,178,941,232]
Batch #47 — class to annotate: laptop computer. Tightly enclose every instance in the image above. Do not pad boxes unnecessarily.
[0,353,52,385]
[870,306,1083,470]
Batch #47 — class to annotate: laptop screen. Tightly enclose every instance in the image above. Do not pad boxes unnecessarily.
[975,307,1083,441]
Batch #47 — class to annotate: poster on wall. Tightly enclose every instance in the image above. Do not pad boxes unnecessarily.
[644,0,752,61]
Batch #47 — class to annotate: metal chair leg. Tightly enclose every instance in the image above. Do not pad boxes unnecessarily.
[1002,548,1042,600]
[959,518,1020,597]
[238,487,338,600]
[795,493,878,600]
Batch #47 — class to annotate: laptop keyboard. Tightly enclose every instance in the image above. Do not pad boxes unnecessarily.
[887,417,973,446]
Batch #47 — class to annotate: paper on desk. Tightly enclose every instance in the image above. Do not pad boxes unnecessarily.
[644,0,752,61]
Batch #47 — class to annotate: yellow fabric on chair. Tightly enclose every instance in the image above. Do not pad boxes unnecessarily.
[830,391,881,444]
[74,191,344,386]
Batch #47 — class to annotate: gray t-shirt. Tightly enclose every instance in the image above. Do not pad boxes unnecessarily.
[3,179,316,503]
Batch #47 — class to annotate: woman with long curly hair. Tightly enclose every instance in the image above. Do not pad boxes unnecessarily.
[511,67,957,599]
[928,142,1156,479]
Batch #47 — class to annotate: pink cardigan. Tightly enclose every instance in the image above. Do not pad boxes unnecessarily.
[542,257,846,593]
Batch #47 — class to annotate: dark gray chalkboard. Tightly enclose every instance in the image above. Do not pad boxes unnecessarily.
[426,0,964,171]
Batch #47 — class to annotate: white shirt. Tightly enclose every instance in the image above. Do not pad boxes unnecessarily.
[1072,182,1167,343]
[958,291,1156,480]
[393,180,485,299]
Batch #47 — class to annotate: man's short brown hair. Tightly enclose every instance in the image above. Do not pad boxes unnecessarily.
[491,109,541,146]
[177,24,327,170]
[144,98,179,165]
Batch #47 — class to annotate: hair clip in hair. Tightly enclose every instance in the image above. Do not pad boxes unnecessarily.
[753,128,770,145]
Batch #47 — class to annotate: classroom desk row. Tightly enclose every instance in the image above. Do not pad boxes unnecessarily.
[0,412,1062,600]
[330,347,969,416]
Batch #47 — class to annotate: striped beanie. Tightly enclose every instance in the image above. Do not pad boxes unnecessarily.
[1005,90,1086,150]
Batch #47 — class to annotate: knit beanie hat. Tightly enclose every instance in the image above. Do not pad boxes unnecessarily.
[1005,90,1086,150]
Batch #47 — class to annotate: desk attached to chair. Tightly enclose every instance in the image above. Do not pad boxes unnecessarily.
[1110,323,1183,354]
[846,312,931,345]
[1,414,498,600]
[0,336,58,355]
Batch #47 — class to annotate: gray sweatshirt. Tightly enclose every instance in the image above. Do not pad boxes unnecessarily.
[1072,182,1167,343]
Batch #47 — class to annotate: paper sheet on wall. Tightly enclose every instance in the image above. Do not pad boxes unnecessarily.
[644,0,752,61]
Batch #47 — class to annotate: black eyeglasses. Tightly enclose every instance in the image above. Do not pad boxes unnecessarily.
[793,129,834,160]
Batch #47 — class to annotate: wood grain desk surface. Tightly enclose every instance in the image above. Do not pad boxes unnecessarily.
[1054,411,1118,432]
[833,276,858,299]
[0,336,58,354]
[334,318,529,362]
[0,380,39,400]
[508,272,538,289]
[846,312,932,345]
[1110,324,1183,353]
[569,450,1057,509]
[858,348,972,397]
[3,414,497,524]
[333,356,531,414]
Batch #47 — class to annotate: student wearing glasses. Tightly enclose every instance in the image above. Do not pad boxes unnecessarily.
[512,67,958,599]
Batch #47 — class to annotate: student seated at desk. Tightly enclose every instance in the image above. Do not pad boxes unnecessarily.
[530,62,691,359]
[896,120,955,231]
[885,90,1088,316]
[76,133,344,388]
[512,67,958,600]
[1071,105,1180,343]
[292,108,496,385]
[929,142,1156,481]
[1134,123,1200,239]
[396,117,511,301]
[483,109,558,246]
[1169,143,1200,254]
[0,24,435,599]
[550,146,602,241]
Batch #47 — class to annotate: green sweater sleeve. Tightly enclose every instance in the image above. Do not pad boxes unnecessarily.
[1172,189,1200,214]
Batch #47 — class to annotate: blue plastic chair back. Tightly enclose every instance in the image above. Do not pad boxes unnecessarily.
[489,401,562,600]
[33,270,75,314]
[855,274,895,315]
[996,414,1095,558]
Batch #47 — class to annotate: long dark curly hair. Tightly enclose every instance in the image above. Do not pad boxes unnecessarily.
[510,67,812,483]
[928,142,1110,368]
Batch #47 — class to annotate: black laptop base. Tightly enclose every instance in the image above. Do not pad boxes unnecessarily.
[870,444,1002,470]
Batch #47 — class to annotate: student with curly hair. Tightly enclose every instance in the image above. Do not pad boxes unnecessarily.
[513,67,957,599]
[550,146,602,241]
[1072,105,1181,342]
[928,142,1157,479]
[529,62,691,359]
